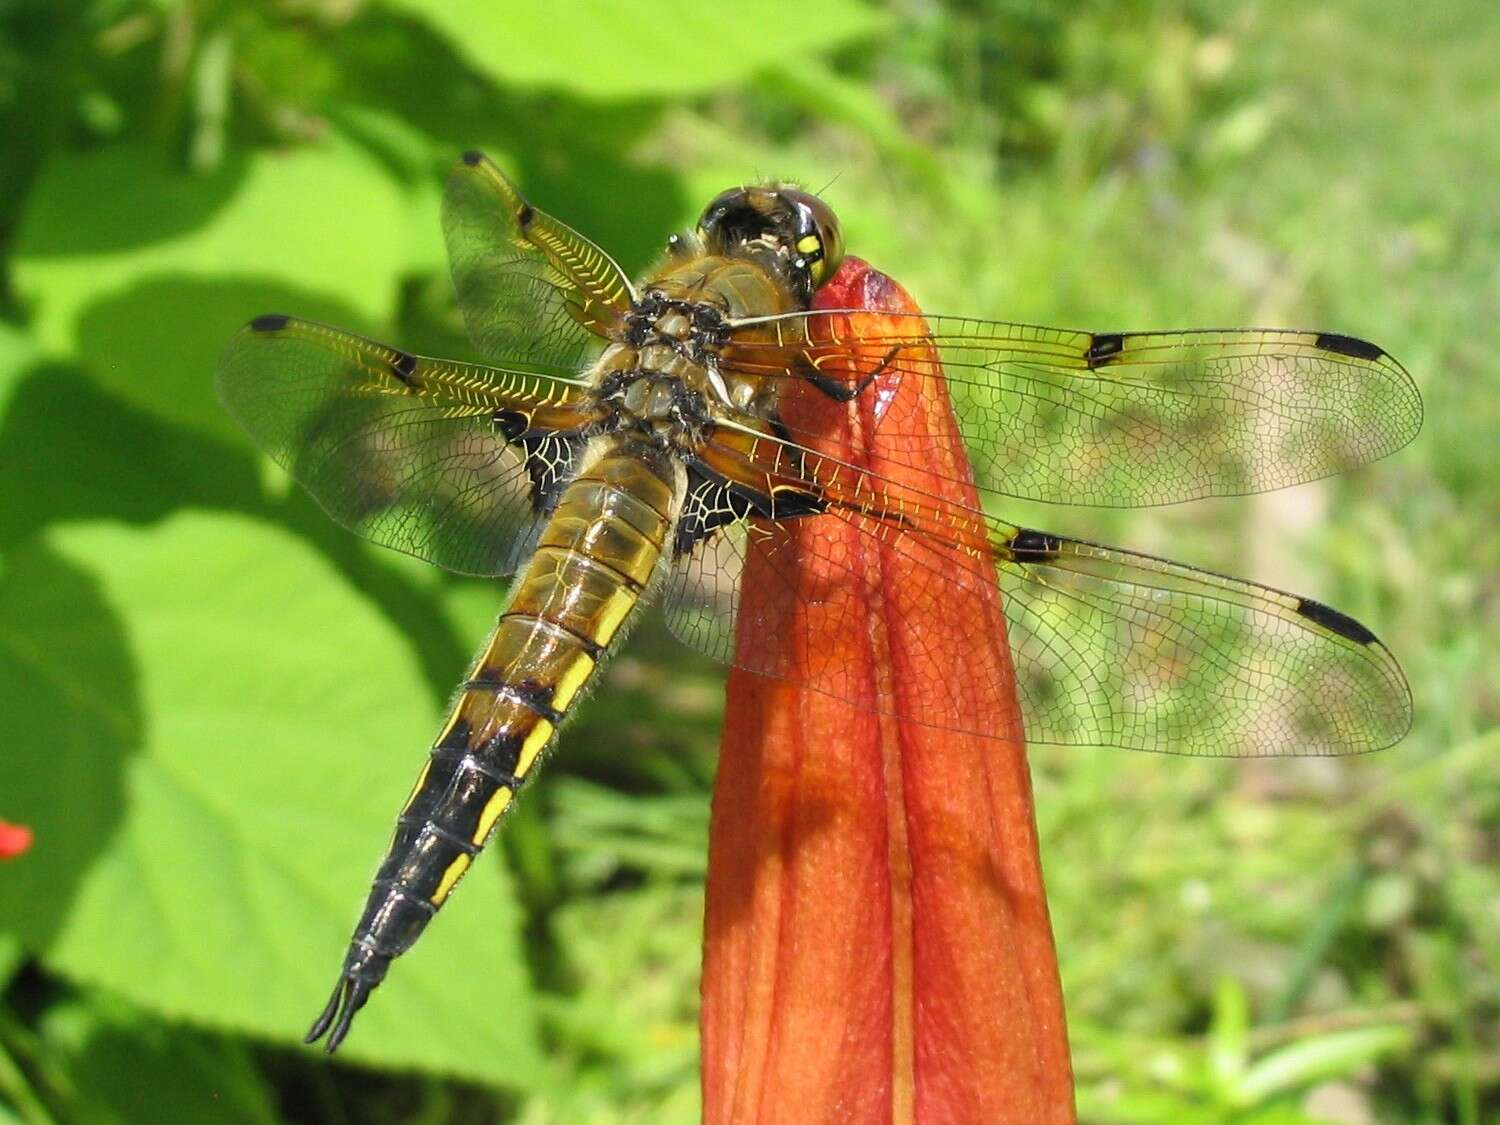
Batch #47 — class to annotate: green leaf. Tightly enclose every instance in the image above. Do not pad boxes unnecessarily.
[0,933,21,991]
[381,0,885,99]
[1207,975,1250,1092]
[1074,1086,1222,1125]
[0,323,35,421]
[0,358,263,553]
[0,514,543,1087]
[1234,1026,1412,1105]
[11,141,418,441]
[38,994,276,1125]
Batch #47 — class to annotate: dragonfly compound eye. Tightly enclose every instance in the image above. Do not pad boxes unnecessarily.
[780,187,845,291]
[697,184,844,303]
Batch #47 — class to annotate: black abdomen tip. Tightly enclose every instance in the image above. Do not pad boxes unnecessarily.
[306,972,377,1054]
[249,313,290,332]
[460,149,484,166]
[1314,332,1385,361]
[1296,597,1377,645]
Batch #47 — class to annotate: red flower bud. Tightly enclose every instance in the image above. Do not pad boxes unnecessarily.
[0,819,33,861]
[702,258,1075,1123]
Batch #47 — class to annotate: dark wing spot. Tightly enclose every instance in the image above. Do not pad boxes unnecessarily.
[1008,527,1063,563]
[1314,332,1385,361]
[493,409,529,441]
[519,433,584,515]
[515,202,535,229]
[769,486,826,519]
[676,461,825,555]
[1295,597,1377,645]
[675,463,756,555]
[1086,333,1125,367]
[249,313,290,332]
[390,350,418,387]
[461,150,484,166]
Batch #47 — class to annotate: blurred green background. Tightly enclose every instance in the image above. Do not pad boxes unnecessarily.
[0,0,1495,1122]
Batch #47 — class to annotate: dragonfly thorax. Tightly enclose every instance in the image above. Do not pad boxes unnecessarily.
[621,289,729,362]
[597,363,709,441]
[591,289,750,447]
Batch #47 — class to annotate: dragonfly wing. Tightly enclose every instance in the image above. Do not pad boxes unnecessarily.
[218,314,602,577]
[991,526,1412,755]
[660,430,1411,754]
[661,508,1019,740]
[444,151,634,369]
[720,313,1422,507]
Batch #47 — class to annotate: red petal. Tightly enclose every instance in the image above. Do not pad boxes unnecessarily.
[702,258,1074,1122]
[0,819,33,860]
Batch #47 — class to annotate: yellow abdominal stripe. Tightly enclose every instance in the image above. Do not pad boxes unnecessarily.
[473,787,514,846]
[466,717,557,849]
[433,853,471,904]
[593,587,638,647]
[517,719,555,777]
[551,652,595,711]
[465,718,554,849]
[796,234,821,254]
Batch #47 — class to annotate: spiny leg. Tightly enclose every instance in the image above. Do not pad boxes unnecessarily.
[805,343,903,402]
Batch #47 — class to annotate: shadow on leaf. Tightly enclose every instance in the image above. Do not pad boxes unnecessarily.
[74,275,374,446]
[0,543,139,952]
[15,147,248,258]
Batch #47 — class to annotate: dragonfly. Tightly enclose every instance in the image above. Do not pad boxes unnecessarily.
[218,150,1420,1052]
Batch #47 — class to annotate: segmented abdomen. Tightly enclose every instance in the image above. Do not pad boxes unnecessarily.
[333,441,677,992]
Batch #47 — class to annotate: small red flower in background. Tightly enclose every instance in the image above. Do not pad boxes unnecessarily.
[0,820,33,861]
[701,258,1075,1123]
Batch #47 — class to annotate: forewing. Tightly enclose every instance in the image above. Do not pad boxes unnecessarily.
[218,315,599,577]
[444,151,633,369]
[721,313,1422,507]
[660,442,1411,754]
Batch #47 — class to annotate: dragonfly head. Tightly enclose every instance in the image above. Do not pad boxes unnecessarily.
[696,184,845,305]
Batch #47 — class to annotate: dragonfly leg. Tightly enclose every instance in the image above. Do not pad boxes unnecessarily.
[804,343,902,402]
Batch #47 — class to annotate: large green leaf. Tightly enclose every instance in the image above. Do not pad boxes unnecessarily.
[0,324,34,420]
[0,355,264,552]
[37,995,277,1125]
[0,933,21,991]
[382,0,885,99]
[0,513,543,1086]
[11,142,419,442]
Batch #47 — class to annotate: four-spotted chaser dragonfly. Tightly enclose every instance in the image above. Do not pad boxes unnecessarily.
[218,151,1419,1052]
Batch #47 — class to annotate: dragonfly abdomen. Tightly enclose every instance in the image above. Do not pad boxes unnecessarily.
[308,441,677,1050]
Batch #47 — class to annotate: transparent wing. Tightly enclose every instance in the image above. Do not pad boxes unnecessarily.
[992,529,1411,755]
[660,442,1411,755]
[444,150,633,370]
[218,315,601,577]
[720,312,1422,507]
